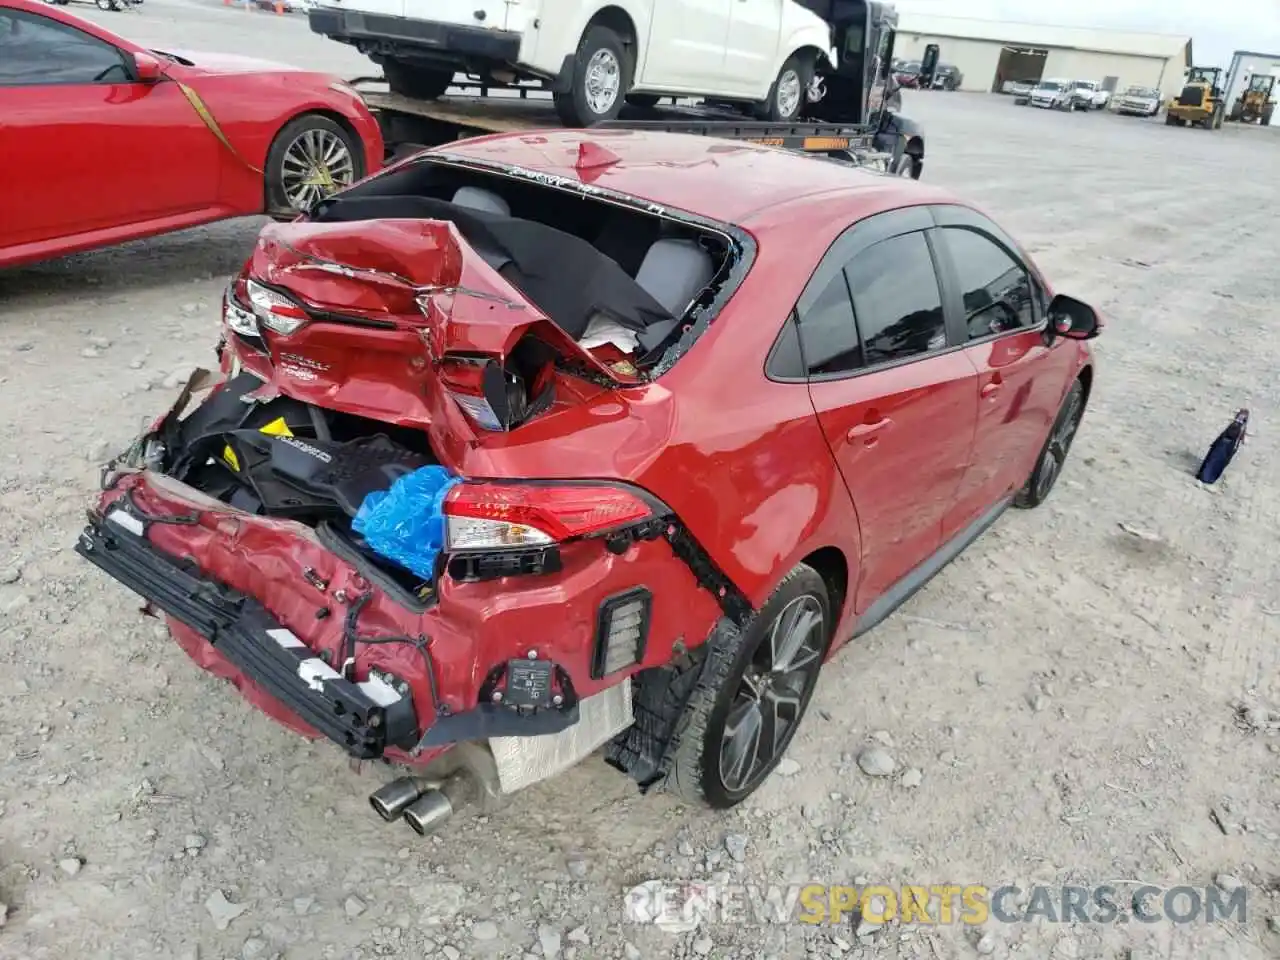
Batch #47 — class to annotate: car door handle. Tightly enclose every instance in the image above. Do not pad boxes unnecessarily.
[847,418,892,441]
[980,376,1003,399]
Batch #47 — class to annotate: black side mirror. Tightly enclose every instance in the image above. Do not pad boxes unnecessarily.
[920,44,940,83]
[1048,294,1101,340]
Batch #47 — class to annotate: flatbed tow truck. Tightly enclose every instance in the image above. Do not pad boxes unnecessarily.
[344,1,932,179]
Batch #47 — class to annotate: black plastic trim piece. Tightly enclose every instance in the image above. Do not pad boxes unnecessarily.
[664,522,753,626]
[75,510,418,759]
[412,699,580,748]
[591,587,652,679]
[308,9,521,62]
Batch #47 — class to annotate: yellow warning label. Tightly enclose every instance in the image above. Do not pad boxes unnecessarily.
[222,445,241,472]
[259,417,294,437]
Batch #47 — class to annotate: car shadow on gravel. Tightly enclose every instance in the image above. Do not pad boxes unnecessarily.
[0,218,266,308]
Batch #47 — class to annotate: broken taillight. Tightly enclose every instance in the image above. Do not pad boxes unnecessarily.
[439,356,504,432]
[443,482,654,551]
[439,343,556,433]
[224,275,261,338]
[245,278,309,336]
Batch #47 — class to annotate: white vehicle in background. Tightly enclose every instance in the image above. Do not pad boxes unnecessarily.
[307,0,839,127]
[1114,84,1162,117]
[1029,78,1072,109]
[1006,78,1036,100]
[1068,79,1109,110]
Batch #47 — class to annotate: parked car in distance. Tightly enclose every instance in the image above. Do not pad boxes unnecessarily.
[1029,78,1072,109]
[1114,84,1163,116]
[77,129,1100,826]
[0,0,382,269]
[894,59,924,88]
[931,63,963,90]
[1011,79,1037,103]
[308,0,837,126]
[1068,79,1109,110]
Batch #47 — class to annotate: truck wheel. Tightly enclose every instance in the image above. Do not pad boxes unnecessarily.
[264,114,364,217]
[553,25,631,127]
[756,54,811,122]
[382,60,453,100]
[1165,113,1177,125]
[1015,380,1085,509]
[663,564,831,809]
[1263,108,1273,126]
[893,152,920,179]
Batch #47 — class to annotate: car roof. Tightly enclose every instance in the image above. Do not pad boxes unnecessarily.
[437,129,955,226]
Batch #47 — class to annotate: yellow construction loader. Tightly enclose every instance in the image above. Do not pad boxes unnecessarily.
[1166,66,1225,128]
[1228,74,1276,125]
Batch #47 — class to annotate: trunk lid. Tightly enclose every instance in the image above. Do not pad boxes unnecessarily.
[237,218,638,450]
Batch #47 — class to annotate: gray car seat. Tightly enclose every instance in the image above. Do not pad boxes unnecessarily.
[451,185,511,216]
[450,186,513,270]
[634,238,715,316]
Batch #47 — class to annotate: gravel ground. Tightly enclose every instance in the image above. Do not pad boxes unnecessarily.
[2,4,1280,958]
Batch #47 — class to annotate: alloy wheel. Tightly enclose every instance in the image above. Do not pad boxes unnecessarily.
[583,49,621,116]
[280,128,356,211]
[718,594,825,794]
[776,69,802,118]
[1035,388,1084,499]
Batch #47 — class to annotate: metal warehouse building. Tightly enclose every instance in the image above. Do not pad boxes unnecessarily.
[894,14,1193,100]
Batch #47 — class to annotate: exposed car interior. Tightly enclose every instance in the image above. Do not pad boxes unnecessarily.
[309,157,731,358]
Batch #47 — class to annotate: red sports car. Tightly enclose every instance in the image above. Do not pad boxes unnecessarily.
[77,130,1099,833]
[0,0,382,268]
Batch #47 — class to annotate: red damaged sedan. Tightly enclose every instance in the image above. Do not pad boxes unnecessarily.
[77,130,1099,832]
[0,0,382,268]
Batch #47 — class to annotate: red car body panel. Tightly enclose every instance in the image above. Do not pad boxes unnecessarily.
[0,0,383,267]
[79,130,1096,764]
[97,467,724,766]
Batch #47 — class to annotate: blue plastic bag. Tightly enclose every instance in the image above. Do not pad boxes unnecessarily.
[351,466,461,580]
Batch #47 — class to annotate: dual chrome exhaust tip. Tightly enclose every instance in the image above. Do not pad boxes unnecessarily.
[369,771,474,836]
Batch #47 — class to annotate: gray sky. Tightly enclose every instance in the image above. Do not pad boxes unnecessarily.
[896,0,1280,66]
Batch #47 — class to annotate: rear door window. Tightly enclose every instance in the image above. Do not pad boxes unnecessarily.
[843,231,948,365]
[797,271,861,376]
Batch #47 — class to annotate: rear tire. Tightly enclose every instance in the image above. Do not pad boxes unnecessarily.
[382,60,454,101]
[756,54,811,122]
[1014,380,1086,509]
[264,114,364,217]
[553,25,631,127]
[663,565,831,809]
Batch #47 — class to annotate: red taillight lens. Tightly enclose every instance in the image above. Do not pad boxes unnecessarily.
[443,482,654,551]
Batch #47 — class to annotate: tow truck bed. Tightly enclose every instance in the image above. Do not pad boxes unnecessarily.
[353,79,906,173]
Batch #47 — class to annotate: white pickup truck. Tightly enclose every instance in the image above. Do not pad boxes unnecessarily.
[1068,79,1110,111]
[307,0,846,127]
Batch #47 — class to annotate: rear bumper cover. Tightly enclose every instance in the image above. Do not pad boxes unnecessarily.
[77,504,420,759]
[308,8,521,64]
